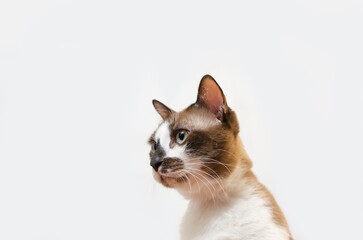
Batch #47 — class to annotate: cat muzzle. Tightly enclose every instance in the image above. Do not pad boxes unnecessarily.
[150,157,184,172]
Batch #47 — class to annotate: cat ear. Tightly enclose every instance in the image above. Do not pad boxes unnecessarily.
[196,75,227,121]
[152,99,175,120]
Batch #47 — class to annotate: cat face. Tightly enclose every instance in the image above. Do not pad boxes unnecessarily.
[149,75,247,197]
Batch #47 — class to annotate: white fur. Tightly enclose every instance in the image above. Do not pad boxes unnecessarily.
[155,122,186,159]
[179,169,290,240]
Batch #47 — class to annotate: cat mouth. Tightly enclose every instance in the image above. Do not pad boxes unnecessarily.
[154,169,187,186]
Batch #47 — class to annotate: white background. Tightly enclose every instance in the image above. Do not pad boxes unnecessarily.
[1,1,363,239]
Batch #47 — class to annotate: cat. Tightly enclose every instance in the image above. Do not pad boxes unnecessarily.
[148,75,293,240]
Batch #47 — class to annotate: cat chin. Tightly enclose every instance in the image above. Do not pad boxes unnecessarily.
[152,170,181,188]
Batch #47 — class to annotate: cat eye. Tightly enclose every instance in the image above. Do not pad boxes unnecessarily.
[176,130,189,144]
[152,141,158,151]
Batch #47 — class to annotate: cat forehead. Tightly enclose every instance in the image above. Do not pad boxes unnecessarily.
[153,107,220,139]
[175,107,221,129]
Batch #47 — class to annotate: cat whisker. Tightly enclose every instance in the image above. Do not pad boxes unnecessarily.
[182,170,192,193]
[200,156,239,167]
[197,156,234,174]
[186,162,220,178]
[186,169,217,206]
[183,169,216,205]
[180,169,201,194]
[177,173,188,190]
[188,167,228,198]
[203,155,244,169]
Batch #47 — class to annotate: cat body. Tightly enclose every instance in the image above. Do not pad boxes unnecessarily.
[149,75,292,240]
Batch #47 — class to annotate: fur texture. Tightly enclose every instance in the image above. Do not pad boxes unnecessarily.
[149,75,292,240]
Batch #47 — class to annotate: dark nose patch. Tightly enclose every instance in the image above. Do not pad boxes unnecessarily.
[150,159,163,171]
[150,146,166,172]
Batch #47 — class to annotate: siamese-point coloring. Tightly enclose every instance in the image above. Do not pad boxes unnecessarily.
[148,75,293,240]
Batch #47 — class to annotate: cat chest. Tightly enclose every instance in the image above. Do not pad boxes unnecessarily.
[180,197,289,240]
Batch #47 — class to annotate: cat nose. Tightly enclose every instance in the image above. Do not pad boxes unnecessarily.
[150,159,163,172]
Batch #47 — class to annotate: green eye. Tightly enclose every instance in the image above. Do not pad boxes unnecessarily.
[176,130,189,144]
[152,141,158,151]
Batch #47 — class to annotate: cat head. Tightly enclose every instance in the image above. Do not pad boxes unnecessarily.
[148,75,251,200]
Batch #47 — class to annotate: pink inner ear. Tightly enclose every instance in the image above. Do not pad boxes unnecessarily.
[201,79,225,116]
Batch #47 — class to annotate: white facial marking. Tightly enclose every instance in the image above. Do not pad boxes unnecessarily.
[155,122,186,159]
